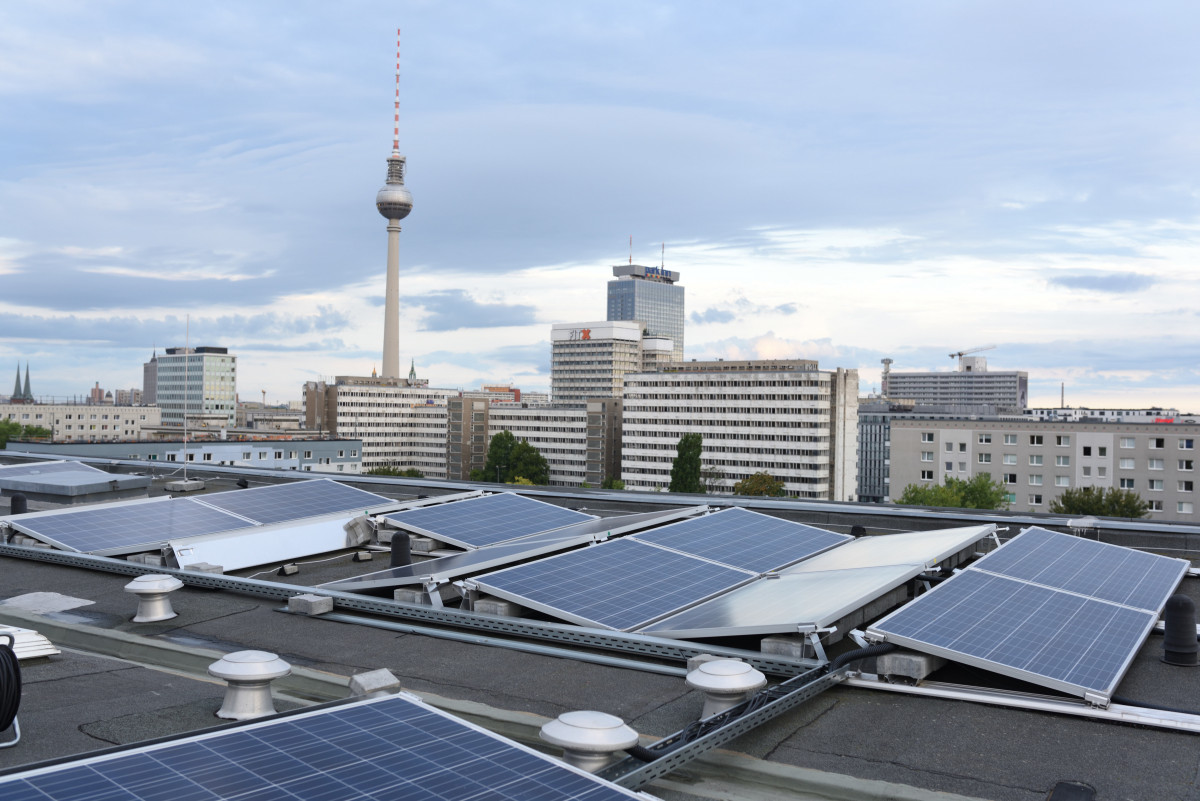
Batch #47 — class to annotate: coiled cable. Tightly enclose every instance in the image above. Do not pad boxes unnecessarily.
[0,637,21,734]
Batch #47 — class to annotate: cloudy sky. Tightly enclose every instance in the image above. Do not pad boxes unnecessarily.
[2,2,1199,410]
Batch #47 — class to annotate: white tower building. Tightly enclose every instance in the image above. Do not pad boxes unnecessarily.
[375,29,414,379]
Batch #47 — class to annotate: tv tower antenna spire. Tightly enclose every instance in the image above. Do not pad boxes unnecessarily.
[376,27,413,379]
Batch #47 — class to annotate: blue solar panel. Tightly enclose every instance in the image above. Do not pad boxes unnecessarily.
[0,694,644,800]
[871,569,1155,698]
[972,526,1187,612]
[632,507,850,572]
[472,537,754,630]
[11,499,250,554]
[196,479,391,525]
[385,492,595,548]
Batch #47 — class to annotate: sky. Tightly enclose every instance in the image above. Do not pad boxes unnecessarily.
[2,1,1199,411]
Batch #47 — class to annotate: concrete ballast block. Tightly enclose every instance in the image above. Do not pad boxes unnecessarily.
[393,588,432,605]
[183,562,224,574]
[127,553,164,566]
[409,536,438,554]
[760,635,810,660]
[474,597,522,617]
[874,650,946,681]
[348,668,402,697]
[288,594,334,616]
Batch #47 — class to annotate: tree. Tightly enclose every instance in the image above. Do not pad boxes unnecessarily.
[482,430,518,482]
[896,474,1010,510]
[733,471,786,497]
[700,463,727,494]
[1048,486,1149,518]
[509,440,550,485]
[668,433,704,493]
[0,420,50,448]
[601,477,625,490]
[366,466,424,478]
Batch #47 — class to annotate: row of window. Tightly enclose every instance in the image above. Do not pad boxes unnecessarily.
[922,432,1196,450]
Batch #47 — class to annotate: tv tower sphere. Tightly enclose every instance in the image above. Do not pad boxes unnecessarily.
[376,154,413,221]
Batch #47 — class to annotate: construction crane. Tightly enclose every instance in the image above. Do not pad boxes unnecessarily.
[949,345,995,371]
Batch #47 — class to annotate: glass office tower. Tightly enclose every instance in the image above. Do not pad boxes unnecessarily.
[606,264,685,361]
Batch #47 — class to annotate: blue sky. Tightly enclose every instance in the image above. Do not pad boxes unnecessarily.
[2,2,1198,410]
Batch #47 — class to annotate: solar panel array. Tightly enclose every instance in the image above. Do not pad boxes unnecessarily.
[11,499,249,554]
[472,537,754,630]
[631,507,849,573]
[0,694,644,801]
[868,527,1188,702]
[196,479,391,525]
[384,492,595,548]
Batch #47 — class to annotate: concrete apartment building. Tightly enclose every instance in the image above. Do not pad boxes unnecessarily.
[1,403,161,443]
[1022,406,1187,423]
[884,356,1028,411]
[550,321,674,406]
[16,439,361,474]
[303,375,454,476]
[156,346,237,427]
[890,417,1200,521]
[446,397,623,487]
[621,359,859,499]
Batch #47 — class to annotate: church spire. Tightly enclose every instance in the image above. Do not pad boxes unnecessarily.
[22,363,31,401]
[11,364,20,400]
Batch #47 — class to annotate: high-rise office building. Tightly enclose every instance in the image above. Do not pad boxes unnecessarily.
[156,347,237,428]
[607,264,685,361]
[142,350,157,405]
[884,357,1028,411]
[549,321,674,407]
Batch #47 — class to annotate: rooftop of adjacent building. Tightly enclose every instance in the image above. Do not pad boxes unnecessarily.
[611,264,680,284]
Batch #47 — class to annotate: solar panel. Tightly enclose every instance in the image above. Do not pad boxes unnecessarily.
[0,693,645,800]
[10,498,250,555]
[195,479,392,525]
[470,537,754,630]
[631,507,850,572]
[970,526,1187,612]
[782,525,995,574]
[0,460,104,478]
[384,492,595,549]
[869,569,1156,701]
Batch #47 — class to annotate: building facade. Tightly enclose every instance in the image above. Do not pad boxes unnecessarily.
[884,357,1028,411]
[142,351,157,404]
[303,375,453,476]
[620,360,859,499]
[15,439,360,474]
[607,264,685,361]
[156,347,237,428]
[889,418,1200,521]
[1,403,161,443]
[550,321,673,407]
[1022,407,1187,423]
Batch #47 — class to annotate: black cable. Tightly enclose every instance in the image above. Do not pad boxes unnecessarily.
[1111,694,1200,717]
[0,640,20,733]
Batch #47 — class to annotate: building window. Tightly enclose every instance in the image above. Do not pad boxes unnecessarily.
[1179,502,1194,514]
[1055,476,1069,487]
[1119,458,1134,469]
[945,461,954,471]
[203,453,213,461]
[1082,446,1092,456]
[1098,466,1107,477]
[1029,494,1043,506]
[1120,478,1135,489]
[1056,455,1070,467]
[1005,493,1017,504]
[1150,438,1165,449]
[351,450,358,457]
[1029,454,1043,466]
[1148,459,1164,470]
[920,470,934,481]
[1082,466,1091,477]
[1056,435,1070,446]
[1180,460,1194,471]
[304,450,313,459]
[1180,481,1194,492]
[1120,437,1135,449]
[959,462,967,472]
[1004,473,1017,484]
[978,434,992,444]
[921,451,933,462]
[1181,439,1195,450]
[945,442,954,452]
[1004,434,1017,445]
[1098,446,1107,456]
[1030,435,1043,446]
[1148,500,1164,512]
[959,442,967,453]
[1029,474,1043,486]
[921,432,934,443]
[1003,454,1016,465]
[1148,479,1164,491]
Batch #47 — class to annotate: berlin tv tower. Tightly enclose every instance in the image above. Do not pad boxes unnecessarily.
[375,28,413,379]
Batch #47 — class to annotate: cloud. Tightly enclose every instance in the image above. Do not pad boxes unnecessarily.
[410,290,537,331]
[690,308,735,324]
[1047,272,1157,293]
[689,295,801,326]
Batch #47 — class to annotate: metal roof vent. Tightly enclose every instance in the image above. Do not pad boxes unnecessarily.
[686,659,766,718]
[207,650,291,720]
[123,575,184,622]
[539,710,639,772]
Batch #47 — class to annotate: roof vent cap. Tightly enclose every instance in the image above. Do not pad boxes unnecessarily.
[123,574,183,622]
[539,710,639,772]
[686,658,766,718]
[208,650,291,720]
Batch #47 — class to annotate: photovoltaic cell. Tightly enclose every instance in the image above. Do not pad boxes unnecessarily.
[385,492,595,548]
[471,537,754,630]
[0,693,645,800]
[631,507,849,572]
[870,569,1155,698]
[195,479,392,525]
[10,498,250,554]
[970,526,1187,612]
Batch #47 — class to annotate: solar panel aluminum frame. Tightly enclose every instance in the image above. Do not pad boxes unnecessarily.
[383,492,597,550]
[169,514,370,572]
[3,496,253,556]
[321,505,711,591]
[865,568,1160,706]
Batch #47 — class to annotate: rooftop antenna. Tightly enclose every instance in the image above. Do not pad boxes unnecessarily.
[661,241,665,270]
[392,28,401,156]
[182,314,189,482]
[629,235,632,265]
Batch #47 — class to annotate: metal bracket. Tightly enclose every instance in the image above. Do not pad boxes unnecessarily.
[422,580,444,609]
[795,625,835,663]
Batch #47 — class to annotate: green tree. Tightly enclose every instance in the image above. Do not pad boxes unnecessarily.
[482,430,518,482]
[601,477,625,490]
[733,471,787,497]
[366,466,423,478]
[509,476,535,486]
[1048,486,1148,518]
[509,440,550,485]
[668,433,704,493]
[0,420,50,448]
[896,474,1010,510]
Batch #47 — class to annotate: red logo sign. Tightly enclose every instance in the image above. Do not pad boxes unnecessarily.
[581,329,591,340]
